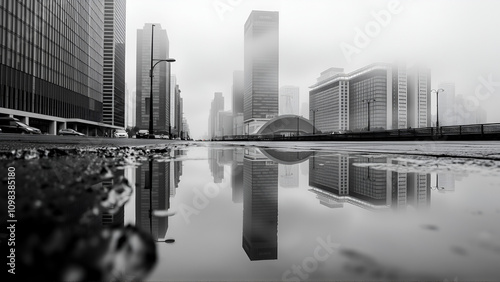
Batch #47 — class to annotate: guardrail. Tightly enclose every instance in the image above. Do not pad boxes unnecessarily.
[212,123,500,142]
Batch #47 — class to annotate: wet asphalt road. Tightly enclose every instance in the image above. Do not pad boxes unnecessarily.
[0,133,191,151]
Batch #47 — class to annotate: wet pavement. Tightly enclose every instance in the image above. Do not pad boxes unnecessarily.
[1,141,500,281]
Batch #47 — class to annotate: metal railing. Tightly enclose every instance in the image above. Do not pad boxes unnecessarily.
[211,123,500,142]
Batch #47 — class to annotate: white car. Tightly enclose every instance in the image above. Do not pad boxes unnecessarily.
[114,129,128,138]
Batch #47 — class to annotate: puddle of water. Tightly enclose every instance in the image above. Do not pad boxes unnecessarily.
[3,145,500,281]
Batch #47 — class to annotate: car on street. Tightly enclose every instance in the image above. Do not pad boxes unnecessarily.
[58,128,85,136]
[0,117,42,134]
[136,130,149,139]
[114,129,128,138]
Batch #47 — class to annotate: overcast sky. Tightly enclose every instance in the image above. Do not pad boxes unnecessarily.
[125,0,500,139]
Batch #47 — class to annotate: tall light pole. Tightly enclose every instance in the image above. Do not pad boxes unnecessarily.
[149,24,175,139]
[362,98,376,131]
[431,88,445,136]
[310,109,318,135]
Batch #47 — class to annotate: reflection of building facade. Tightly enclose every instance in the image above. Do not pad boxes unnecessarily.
[231,148,244,203]
[279,164,299,188]
[135,161,170,240]
[309,154,431,211]
[243,148,278,260]
[244,11,279,134]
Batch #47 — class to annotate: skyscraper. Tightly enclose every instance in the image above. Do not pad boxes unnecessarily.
[279,86,300,115]
[232,71,244,135]
[136,24,170,133]
[0,1,113,135]
[103,0,126,128]
[208,92,224,139]
[244,11,279,134]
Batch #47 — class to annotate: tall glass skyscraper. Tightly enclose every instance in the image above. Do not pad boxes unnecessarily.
[136,23,170,133]
[243,11,279,134]
[0,1,113,134]
[103,0,126,128]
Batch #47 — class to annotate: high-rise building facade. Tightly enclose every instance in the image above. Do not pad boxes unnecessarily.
[279,86,300,115]
[244,11,279,134]
[103,0,126,128]
[407,66,431,128]
[136,24,170,133]
[0,1,116,135]
[309,63,431,133]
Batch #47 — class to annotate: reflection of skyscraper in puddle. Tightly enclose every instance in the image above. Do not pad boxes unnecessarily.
[243,148,278,260]
[100,170,125,226]
[309,153,349,208]
[209,148,233,183]
[406,172,431,208]
[172,150,184,197]
[135,161,171,240]
[436,173,455,193]
[231,148,244,203]
[279,164,299,188]
[309,155,431,211]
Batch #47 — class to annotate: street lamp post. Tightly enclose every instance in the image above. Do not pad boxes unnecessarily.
[431,88,445,136]
[310,109,318,135]
[149,24,175,139]
[362,98,376,131]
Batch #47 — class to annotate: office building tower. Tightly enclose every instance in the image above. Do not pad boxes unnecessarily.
[208,92,224,139]
[407,66,431,128]
[217,110,233,137]
[309,63,431,133]
[309,74,349,133]
[279,86,300,115]
[103,0,126,128]
[170,75,177,134]
[0,1,112,135]
[243,148,278,260]
[437,82,456,126]
[244,11,279,134]
[136,23,170,132]
[232,71,244,135]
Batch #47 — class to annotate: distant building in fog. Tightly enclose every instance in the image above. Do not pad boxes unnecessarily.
[209,92,224,139]
[438,81,487,126]
[279,86,300,115]
[232,71,244,135]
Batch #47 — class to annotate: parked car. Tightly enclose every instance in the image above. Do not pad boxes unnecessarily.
[0,117,41,134]
[136,130,149,139]
[58,128,85,136]
[114,129,128,138]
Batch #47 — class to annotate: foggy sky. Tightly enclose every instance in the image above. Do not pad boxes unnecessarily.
[126,0,500,139]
